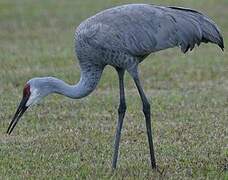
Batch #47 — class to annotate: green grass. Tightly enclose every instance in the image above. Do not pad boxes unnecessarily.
[0,0,228,179]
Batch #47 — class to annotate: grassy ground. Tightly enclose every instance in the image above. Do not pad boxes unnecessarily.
[0,0,227,179]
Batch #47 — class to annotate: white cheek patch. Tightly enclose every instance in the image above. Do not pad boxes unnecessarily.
[26,88,40,107]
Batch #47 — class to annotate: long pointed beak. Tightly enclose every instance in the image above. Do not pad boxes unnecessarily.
[7,96,29,135]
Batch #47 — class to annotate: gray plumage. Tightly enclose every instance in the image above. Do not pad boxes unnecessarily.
[7,4,224,170]
[76,4,223,60]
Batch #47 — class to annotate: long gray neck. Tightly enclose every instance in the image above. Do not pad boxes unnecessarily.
[49,65,103,99]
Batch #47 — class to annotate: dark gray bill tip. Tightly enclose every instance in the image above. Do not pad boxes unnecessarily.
[7,96,29,135]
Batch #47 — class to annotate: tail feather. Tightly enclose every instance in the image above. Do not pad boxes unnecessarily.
[201,16,224,50]
[169,6,224,52]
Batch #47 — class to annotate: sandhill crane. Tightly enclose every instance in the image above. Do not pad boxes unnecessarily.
[7,4,224,169]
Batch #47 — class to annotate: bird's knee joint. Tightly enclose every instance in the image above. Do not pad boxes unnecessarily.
[118,103,126,114]
[143,102,150,114]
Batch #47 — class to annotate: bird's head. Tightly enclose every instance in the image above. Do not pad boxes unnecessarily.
[7,77,53,134]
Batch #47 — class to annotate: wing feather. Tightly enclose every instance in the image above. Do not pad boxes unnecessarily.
[77,4,224,58]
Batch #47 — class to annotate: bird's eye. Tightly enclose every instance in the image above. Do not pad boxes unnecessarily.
[23,84,31,97]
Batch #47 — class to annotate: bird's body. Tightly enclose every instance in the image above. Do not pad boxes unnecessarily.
[75,4,223,67]
[7,4,224,170]
[73,4,223,97]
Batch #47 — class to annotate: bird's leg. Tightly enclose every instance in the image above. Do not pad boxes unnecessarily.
[112,67,126,169]
[129,67,156,169]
